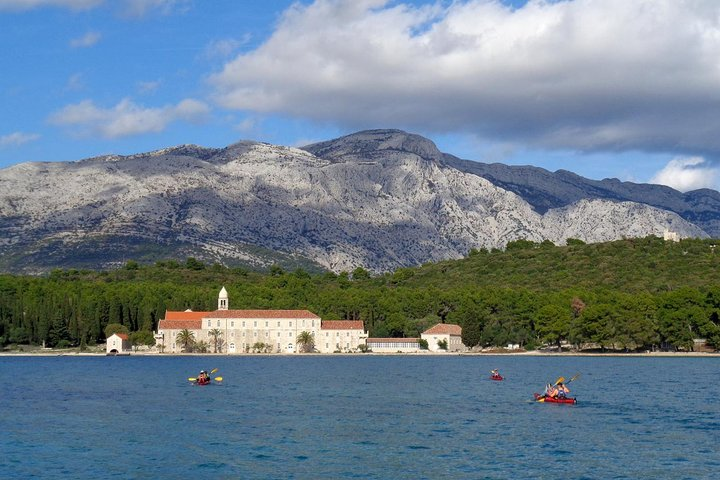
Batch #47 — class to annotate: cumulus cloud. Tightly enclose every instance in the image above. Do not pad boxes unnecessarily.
[209,0,720,156]
[0,0,101,10]
[49,98,210,138]
[650,157,718,192]
[0,131,40,147]
[70,31,101,48]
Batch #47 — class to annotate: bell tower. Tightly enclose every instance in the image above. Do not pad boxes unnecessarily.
[218,286,228,310]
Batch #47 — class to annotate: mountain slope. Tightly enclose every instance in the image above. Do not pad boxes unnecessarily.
[444,155,720,236]
[0,130,709,274]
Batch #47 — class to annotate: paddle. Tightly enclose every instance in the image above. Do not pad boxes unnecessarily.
[214,376,223,382]
[565,373,581,384]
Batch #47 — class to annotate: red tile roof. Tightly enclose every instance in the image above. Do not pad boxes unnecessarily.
[164,310,210,320]
[158,319,203,330]
[366,337,419,344]
[321,320,365,330]
[422,323,462,335]
[204,310,320,319]
[115,333,129,340]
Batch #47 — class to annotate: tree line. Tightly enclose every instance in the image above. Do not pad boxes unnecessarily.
[1,236,719,352]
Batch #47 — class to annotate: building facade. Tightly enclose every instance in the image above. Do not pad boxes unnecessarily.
[421,323,465,352]
[106,333,131,354]
[366,337,421,353]
[156,287,367,354]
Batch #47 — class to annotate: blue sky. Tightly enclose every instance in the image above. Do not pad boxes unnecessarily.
[2,0,720,192]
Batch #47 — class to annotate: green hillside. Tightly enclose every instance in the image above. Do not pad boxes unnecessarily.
[1,236,719,353]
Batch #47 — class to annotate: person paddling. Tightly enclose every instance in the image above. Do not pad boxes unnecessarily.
[556,381,570,399]
[543,383,558,399]
[491,369,501,379]
[197,370,210,385]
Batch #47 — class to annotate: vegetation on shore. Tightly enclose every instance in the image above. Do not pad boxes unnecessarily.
[1,236,719,352]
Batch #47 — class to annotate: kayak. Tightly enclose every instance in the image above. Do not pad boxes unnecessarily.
[490,375,504,381]
[534,393,576,404]
[196,379,211,386]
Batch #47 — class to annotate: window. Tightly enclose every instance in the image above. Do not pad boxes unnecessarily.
[312,320,315,327]
[347,332,350,337]
[242,332,245,337]
[289,321,292,327]
[265,321,268,327]
[207,320,211,327]
[289,332,292,337]
[231,321,234,327]
[326,332,329,336]
[254,321,257,327]
[229,342,235,349]
[265,332,269,337]
[254,332,257,337]
[217,320,220,327]
[277,332,281,337]
[277,321,280,327]
[242,321,245,327]
[231,332,235,338]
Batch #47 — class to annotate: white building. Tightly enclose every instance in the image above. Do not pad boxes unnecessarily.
[664,229,680,242]
[366,337,420,353]
[421,323,465,352]
[156,287,367,354]
[106,333,131,354]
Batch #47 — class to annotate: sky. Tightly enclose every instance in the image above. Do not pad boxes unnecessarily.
[2,0,720,192]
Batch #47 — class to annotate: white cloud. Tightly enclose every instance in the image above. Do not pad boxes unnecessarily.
[65,73,84,91]
[234,117,256,134]
[209,0,720,156]
[0,131,40,147]
[0,0,188,15]
[49,98,210,138]
[119,0,189,18]
[70,31,101,48]
[0,0,100,10]
[202,36,251,60]
[650,157,718,192]
[137,79,162,94]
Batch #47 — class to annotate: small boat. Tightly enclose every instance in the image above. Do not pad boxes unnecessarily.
[490,374,504,381]
[534,393,576,404]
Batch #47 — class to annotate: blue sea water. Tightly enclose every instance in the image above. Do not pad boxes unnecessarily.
[0,355,718,479]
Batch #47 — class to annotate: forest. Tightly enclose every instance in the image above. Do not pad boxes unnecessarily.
[1,235,719,352]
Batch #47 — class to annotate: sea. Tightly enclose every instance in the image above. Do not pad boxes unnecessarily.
[0,355,718,479]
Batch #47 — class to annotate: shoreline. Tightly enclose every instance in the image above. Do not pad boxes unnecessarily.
[1,350,717,357]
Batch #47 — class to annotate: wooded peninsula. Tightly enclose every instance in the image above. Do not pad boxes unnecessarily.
[1,236,719,352]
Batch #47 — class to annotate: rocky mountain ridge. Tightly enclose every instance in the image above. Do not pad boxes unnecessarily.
[0,129,709,274]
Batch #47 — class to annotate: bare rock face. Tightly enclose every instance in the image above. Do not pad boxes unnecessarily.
[0,129,709,274]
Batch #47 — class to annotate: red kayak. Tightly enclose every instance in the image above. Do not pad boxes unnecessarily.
[534,393,576,404]
[490,375,504,381]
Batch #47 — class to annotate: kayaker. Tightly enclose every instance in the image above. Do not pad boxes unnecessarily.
[556,382,570,398]
[491,369,500,378]
[543,383,558,398]
[198,370,210,384]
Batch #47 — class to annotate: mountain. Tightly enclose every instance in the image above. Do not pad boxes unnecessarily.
[0,129,709,274]
[444,156,720,237]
